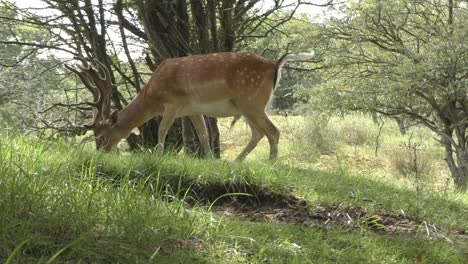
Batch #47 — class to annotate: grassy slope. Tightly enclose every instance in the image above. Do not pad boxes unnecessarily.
[0,120,467,263]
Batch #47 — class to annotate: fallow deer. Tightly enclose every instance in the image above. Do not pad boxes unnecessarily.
[65,52,314,161]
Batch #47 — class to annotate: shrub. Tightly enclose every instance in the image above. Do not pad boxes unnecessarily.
[332,115,378,146]
[389,147,436,181]
[288,114,337,161]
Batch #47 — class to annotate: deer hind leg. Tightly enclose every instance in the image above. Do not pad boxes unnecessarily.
[235,117,264,161]
[188,115,212,158]
[157,104,179,154]
[262,115,280,160]
[246,113,280,160]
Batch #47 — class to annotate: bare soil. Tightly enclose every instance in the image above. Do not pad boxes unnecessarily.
[212,201,421,234]
[201,185,462,240]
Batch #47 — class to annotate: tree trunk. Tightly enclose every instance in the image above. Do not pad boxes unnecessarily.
[135,0,221,158]
[393,116,407,135]
[206,117,221,158]
[191,0,210,53]
[207,0,219,51]
[126,118,184,152]
[452,154,468,191]
[442,129,468,191]
[220,0,236,51]
[180,118,195,155]
[443,145,468,191]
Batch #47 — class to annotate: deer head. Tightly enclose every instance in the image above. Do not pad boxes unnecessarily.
[65,57,120,151]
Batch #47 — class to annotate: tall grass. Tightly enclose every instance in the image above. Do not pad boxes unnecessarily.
[220,114,451,187]
[0,135,217,262]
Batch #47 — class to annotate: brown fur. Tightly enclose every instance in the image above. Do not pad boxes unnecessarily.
[97,52,312,160]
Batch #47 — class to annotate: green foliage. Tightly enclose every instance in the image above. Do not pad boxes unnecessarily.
[311,0,468,120]
[0,4,27,67]
[242,12,319,110]
[287,113,337,162]
[309,0,468,189]
[0,2,76,131]
[222,114,452,191]
[332,115,378,146]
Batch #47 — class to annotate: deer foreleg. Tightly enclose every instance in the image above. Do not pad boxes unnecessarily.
[157,105,179,154]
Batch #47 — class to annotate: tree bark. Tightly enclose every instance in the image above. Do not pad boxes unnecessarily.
[221,0,236,51]
[207,0,219,52]
[442,128,468,191]
[393,116,407,135]
[206,117,221,158]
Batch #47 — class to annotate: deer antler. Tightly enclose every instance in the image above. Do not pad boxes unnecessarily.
[65,57,114,129]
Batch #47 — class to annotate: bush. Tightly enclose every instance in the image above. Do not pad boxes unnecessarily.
[288,114,337,161]
[389,147,436,181]
[332,115,378,146]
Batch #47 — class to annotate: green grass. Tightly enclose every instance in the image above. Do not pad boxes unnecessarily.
[214,220,464,264]
[221,114,452,186]
[0,136,215,262]
[0,121,467,263]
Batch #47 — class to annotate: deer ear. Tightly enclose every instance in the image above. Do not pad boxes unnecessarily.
[109,110,119,125]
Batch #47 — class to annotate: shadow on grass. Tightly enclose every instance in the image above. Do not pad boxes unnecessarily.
[280,165,467,229]
[77,152,466,232]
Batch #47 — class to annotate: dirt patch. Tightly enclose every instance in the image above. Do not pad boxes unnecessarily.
[183,181,443,236]
[182,182,466,240]
[213,202,438,235]
[95,165,462,239]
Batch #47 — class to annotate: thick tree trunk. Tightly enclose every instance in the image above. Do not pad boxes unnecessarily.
[206,117,221,158]
[135,0,222,158]
[444,146,468,191]
[207,0,219,51]
[127,118,184,152]
[442,129,468,191]
[220,0,236,51]
[191,0,210,53]
[182,118,200,156]
[452,155,468,190]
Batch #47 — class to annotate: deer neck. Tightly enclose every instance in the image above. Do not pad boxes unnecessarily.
[113,92,155,138]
